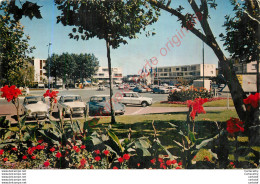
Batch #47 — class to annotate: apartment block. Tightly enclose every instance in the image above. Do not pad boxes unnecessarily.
[154,64,216,84]
[93,67,123,84]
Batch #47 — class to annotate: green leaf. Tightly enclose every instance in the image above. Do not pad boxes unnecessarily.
[188,131,196,143]
[155,139,178,160]
[168,122,178,128]
[107,129,124,153]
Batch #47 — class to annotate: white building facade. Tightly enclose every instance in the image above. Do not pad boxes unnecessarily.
[32,58,47,84]
[153,64,216,85]
[93,67,123,84]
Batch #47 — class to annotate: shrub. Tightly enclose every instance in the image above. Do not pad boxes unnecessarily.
[168,88,212,102]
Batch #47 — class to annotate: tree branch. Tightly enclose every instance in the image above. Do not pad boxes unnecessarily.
[187,0,200,14]
[149,0,209,45]
[200,0,208,18]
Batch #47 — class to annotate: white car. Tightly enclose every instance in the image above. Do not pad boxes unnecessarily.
[118,92,152,107]
[22,96,49,119]
[57,95,86,117]
[168,86,181,92]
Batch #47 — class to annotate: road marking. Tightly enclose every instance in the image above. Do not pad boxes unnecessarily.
[131,107,148,115]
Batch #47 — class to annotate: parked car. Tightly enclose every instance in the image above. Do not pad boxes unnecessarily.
[22,96,49,119]
[133,86,147,93]
[97,85,105,91]
[57,95,86,117]
[152,87,170,94]
[168,86,181,92]
[129,85,136,90]
[88,95,125,116]
[119,92,152,107]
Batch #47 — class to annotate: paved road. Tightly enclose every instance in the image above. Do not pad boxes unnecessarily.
[0,87,231,123]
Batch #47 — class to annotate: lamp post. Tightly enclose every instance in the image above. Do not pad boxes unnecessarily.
[47,42,52,89]
[202,40,205,88]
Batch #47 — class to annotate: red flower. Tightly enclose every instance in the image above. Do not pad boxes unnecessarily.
[36,145,44,150]
[243,93,260,108]
[160,163,166,169]
[158,158,164,163]
[226,117,244,134]
[150,158,156,164]
[137,163,140,167]
[44,160,50,167]
[22,155,27,160]
[94,150,100,155]
[230,162,234,165]
[43,90,59,103]
[123,154,130,160]
[73,146,80,153]
[204,156,210,162]
[56,152,62,158]
[171,160,177,164]
[11,147,17,151]
[90,165,94,169]
[31,156,36,160]
[3,157,8,162]
[0,85,22,102]
[176,166,181,169]
[94,156,101,162]
[50,147,55,152]
[38,139,44,143]
[187,98,208,120]
[103,150,110,156]
[27,147,36,155]
[80,158,87,166]
[166,160,172,166]
[118,157,124,163]
[178,161,182,166]
[0,149,4,155]
[113,166,118,169]
[80,145,86,149]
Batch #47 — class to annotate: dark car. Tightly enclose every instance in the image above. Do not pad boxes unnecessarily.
[88,95,125,116]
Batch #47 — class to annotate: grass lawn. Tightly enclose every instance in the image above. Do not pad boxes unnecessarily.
[151,99,234,107]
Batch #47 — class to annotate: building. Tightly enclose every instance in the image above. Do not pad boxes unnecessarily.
[93,67,123,84]
[32,58,63,87]
[153,64,216,85]
[233,61,259,74]
[32,58,47,85]
[123,75,140,83]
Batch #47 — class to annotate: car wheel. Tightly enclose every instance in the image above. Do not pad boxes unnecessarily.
[141,101,148,107]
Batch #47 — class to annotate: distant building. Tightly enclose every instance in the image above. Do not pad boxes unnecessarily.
[123,75,140,83]
[32,59,47,84]
[153,64,216,85]
[93,67,123,84]
[233,61,259,74]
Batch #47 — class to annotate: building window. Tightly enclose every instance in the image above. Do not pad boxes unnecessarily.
[191,66,196,70]
[40,60,42,69]
[158,69,163,72]
[176,68,179,71]
[252,64,257,70]
[40,70,43,75]
[181,67,187,71]
[102,68,108,72]
[99,73,104,76]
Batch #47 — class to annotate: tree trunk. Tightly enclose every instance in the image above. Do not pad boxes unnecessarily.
[106,39,116,124]
[211,43,247,121]
[257,60,259,93]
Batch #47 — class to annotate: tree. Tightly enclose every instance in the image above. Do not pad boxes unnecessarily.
[0,1,35,85]
[220,0,259,92]
[74,53,99,84]
[55,0,160,124]
[147,0,248,122]
[8,61,35,87]
[44,53,99,87]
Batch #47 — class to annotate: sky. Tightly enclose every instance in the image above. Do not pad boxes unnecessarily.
[18,0,236,76]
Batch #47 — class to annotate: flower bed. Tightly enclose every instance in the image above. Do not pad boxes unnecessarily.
[160,97,229,104]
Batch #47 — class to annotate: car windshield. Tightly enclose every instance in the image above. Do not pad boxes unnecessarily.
[25,97,45,104]
[63,96,82,102]
[90,97,107,102]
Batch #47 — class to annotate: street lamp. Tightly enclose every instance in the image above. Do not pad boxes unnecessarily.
[202,40,205,88]
[47,42,52,89]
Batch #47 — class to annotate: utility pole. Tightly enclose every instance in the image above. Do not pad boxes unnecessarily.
[47,42,52,89]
